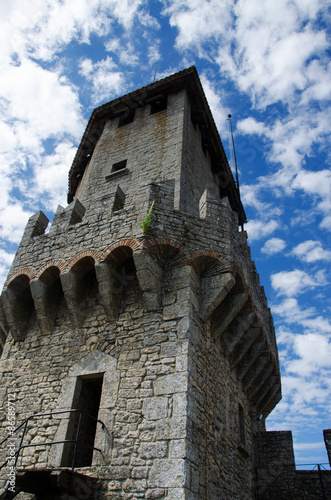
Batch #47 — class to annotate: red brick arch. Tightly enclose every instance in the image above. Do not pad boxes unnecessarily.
[66,249,104,271]
[4,267,36,291]
[36,260,67,279]
[142,238,189,267]
[190,249,230,276]
[103,239,142,265]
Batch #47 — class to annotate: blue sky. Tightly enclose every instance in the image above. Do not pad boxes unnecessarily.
[0,0,330,466]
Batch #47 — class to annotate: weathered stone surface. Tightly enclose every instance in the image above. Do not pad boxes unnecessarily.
[148,459,188,488]
[154,373,188,396]
[142,397,168,420]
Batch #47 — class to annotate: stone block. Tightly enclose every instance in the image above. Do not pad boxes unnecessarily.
[156,417,186,440]
[154,373,188,395]
[142,397,169,420]
[139,442,168,459]
[148,459,188,488]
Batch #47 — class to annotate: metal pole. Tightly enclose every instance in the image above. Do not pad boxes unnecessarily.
[227,114,245,231]
[71,411,83,471]
[227,114,240,191]
[13,418,29,469]
[153,63,158,83]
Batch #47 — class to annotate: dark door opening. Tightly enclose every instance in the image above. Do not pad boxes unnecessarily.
[61,374,103,467]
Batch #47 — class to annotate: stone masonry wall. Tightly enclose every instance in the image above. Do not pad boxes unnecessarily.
[76,91,186,218]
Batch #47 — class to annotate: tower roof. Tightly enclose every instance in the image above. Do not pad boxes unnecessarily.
[68,66,246,225]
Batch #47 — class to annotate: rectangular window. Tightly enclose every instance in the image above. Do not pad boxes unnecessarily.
[150,95,167,114]
[61,374,103,467]
[112,186,126,212]
[118,110,135,128]
[112,159,127,173]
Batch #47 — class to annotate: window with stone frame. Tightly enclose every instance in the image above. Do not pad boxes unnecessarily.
[111,159,127,173]
[61,374,104,468]
[112,185,126,212]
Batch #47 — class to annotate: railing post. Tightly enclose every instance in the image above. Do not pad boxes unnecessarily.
[71,411,83,471]
[13,418,29,469]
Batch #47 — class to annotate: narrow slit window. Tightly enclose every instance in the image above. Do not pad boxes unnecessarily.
[113,186,126,212]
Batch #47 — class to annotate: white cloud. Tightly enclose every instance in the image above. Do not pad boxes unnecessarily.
[292,168,331,220]
[79,56,126,104]
[0,0,145,62]
[271,269,327,297]
[164,0,233,51]
[147,43,161,66]
[272,297,331,335]
[237,117,266,136]
[245,219,279,241]
[200,75,229,136]
[0,249,15,292]
[30,142,78,211]
[0,204,32,244]
[165,0,329,106]
[261,237,286,255]
[320,216,331,231]
[0,248,15,268]
[273,297,313,322]
[292,240,331,263]
[288,333,331,376]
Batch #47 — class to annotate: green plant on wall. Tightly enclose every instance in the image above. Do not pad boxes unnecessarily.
[142,201,155,233]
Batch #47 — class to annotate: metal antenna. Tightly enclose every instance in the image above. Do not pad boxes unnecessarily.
[227,114,245,230]
[227,114,239,191]
[153,63,158,83]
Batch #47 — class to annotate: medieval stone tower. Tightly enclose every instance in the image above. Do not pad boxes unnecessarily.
[0,67,283,499]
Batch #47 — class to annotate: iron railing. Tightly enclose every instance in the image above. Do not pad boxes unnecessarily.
[0,409,105,473]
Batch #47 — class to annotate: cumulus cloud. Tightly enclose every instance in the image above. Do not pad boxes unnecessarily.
[0,204,32,244]
[0,249,15,292]
[163,0,233,51]
[30,142,78,211]
[288,333,331,376]
[271,269,327,297]
[0,58,83,142]
[165,0,329,105]
[245,219,279,241]
[0,0,145,62]
[262,237,286,255]
[292,240,331,263]
[79,56,126,104]
[272,297,331,335]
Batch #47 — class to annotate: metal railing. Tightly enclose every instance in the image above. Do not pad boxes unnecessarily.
[0,409,105,473]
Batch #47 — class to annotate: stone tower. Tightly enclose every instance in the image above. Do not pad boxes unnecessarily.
[0,67,281,499]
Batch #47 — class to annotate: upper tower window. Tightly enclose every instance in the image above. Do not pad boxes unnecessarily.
[106,159,129,182]
[112,160,127,173]
[118,110,135,128]
[150,95,167,114]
